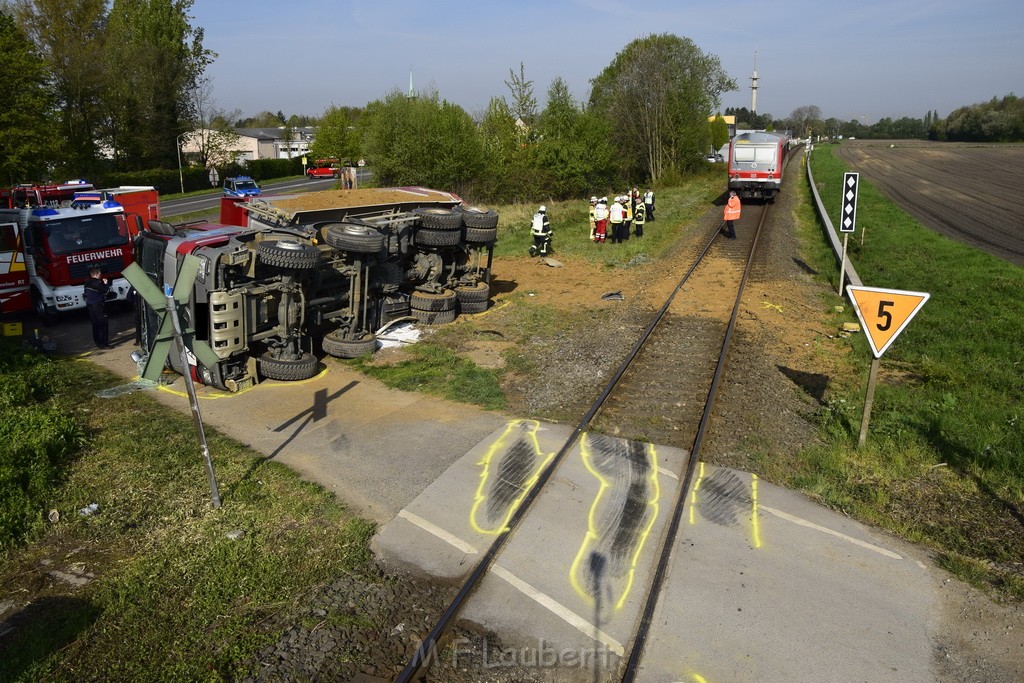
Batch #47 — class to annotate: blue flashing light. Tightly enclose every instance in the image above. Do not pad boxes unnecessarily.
[31,207,59,216]
[101,199,122,209]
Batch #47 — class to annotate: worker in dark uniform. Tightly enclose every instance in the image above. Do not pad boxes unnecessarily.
[529,205,552,256]
[633,200,646,237]
[644,188,655,222]
[83,267,110,348]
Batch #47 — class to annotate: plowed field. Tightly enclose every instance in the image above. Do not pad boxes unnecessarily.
[835,140,1024,265]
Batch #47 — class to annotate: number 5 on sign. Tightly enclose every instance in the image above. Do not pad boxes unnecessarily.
[846,286,930,358]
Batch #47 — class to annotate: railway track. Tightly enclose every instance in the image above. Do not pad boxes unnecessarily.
[395,198,773,681]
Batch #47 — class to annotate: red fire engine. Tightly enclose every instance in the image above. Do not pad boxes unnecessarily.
[0,182,159,323]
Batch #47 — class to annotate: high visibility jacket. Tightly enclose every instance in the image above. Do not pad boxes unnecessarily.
[724,195,742,221]
[588,205,596,222]
[609,202,624,223]
[594,202,609,221]
[624,202,632,221]
[634,204,646,224]
[644,190,654,205]
[531,212,551,236]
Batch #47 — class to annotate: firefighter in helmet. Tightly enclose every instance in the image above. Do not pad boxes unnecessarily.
[529,205,552,256]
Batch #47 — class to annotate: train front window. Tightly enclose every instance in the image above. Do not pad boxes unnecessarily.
[734,146,777,164]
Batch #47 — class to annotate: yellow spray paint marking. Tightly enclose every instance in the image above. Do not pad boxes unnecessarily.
[751,473,762,548]
[689,461,705,525]
[469,420,553,535]
[156,366,329,399]
[569,434,661,610]
[762,300,783,313]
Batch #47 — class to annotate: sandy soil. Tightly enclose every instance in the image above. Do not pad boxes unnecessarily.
[835,140,1024,265]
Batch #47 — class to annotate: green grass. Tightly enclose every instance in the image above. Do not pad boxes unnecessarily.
[783,147,1024,599]
[0,355,376,682]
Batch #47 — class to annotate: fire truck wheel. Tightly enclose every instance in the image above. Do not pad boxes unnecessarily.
[257,240,320,270]
[323,223,386,254]
[463,227,498,244]
[414,228,461,248]
[455,281,490,303]
[412,207,463,230]
[459,206,499,229]
[258,351,319,381]
[410,289,457,312]
[322,331,378,358]
[31,289,59,326]
[411,308,457,325]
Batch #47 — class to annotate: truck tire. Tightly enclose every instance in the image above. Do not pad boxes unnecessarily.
[458,299,488,314]
[258,351,319,381]
[463,226,498,244]
[414,228,461,248]
[413,207,462,230]
[455,281,490,303]
[31,289,59,326]
[257,240,320,270]
[410,289,457,312]
[460,206,499,229]
[411,308,457,325]
[322,331,378,358]
[324,222,386,254]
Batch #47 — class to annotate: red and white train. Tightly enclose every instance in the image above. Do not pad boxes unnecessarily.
[726,131,792,202]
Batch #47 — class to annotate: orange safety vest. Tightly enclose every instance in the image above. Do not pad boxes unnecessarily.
[724,195,742,221]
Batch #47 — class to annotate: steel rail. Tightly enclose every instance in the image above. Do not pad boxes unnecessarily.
[620,202,771,681]
[395,220,724,682]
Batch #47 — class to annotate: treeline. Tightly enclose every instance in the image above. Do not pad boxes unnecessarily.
[325,35,736,203]
[727,95,1024,143]
[0,0,211,184]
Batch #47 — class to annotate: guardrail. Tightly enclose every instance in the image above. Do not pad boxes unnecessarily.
[805,151,862,288]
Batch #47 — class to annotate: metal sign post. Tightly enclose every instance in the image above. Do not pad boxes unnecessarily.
[838,172,858,293]
[846,285,930,447]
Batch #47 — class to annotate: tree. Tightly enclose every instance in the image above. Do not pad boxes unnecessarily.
[8,0,108,174]
[709,114,729,153]
[533,76,614,199]
[0,10,56,183]
[101,0,214,169]
[786,105,823,138]
[504,62,537,130]
[360,88,485,194]
[185,76,241,168]
[309,106,360,163]
[589,34,736,183]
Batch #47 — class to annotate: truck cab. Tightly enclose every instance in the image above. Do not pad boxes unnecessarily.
[222,176,261,198]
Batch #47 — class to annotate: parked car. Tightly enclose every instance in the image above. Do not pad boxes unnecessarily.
[223,176,261,197]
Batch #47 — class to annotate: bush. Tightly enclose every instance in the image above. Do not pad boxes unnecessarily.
[0,343,83,549]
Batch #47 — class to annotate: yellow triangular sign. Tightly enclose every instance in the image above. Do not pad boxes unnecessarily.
[846,286,929,358]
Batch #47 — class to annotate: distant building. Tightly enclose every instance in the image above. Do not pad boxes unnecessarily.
[181,126,317,165]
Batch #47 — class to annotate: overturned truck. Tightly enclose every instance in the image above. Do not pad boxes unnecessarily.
[134,187,498,391]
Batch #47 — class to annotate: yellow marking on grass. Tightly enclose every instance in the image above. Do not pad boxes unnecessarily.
[751,473,762,548]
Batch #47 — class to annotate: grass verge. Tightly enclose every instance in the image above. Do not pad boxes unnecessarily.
[775,146,1024,600]
[0,349,375,682]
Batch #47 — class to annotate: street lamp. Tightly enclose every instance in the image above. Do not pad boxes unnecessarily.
[176,132,188,194]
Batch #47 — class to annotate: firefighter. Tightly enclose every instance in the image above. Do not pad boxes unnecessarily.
[723,190,741,239]
[529,205,552,256]
[608,196,625,244]
[622,195,633,241]
[83,267,111,348]
[634,200,646,237]
[644,188,655,222]
[594,197,609,243]
[588,196,597,241]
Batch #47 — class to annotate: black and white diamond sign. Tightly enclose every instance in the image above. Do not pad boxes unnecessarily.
[840,172,859,233]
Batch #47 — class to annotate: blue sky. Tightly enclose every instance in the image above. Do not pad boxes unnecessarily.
[191,0,1023,124]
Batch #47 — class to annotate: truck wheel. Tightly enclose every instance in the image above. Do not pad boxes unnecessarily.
[257,240,320,270]
[412,308,457,325]
[413,207,463,230]
[32,289,59,326]
[410,289,457,312]
[258,351,319,381]
[415,228,461,248]
[459,299,488,314]
[455,281,490,303]
[460,206,499,229]
[463,227,498,244]
[322,331,378,358]
[324,223,386,254]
